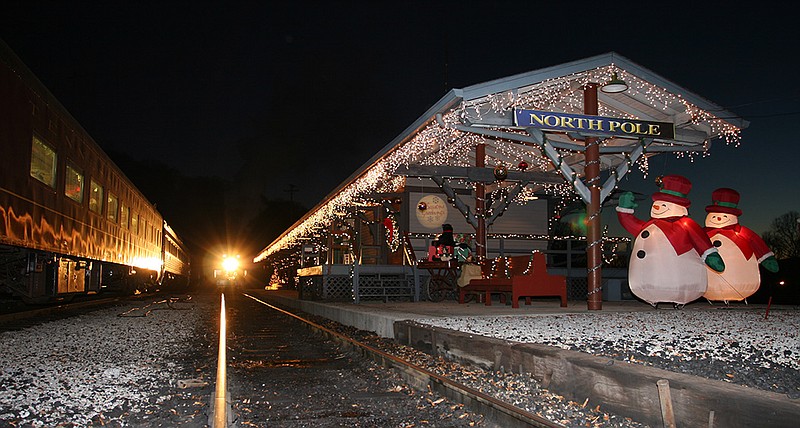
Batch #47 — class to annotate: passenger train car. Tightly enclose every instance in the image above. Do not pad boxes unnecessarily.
[0,40,190,302]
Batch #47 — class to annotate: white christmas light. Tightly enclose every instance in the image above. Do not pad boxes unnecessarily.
[256,65,741,261]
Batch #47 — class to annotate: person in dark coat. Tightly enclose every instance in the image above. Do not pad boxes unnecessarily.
[437,224,456,260]
[439,224,455,247]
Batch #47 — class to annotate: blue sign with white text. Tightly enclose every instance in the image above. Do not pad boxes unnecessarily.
[514,109,675,139]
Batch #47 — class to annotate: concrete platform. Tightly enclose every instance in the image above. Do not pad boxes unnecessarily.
[252,289,672,338]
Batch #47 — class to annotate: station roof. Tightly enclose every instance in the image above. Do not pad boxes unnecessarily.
[254,52,745,262]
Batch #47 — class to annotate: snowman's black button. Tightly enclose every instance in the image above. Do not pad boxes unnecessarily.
[637,250,646,259]
[641,230,650,238]
[713,240,722,247]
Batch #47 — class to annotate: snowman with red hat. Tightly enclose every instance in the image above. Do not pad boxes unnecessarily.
[616,175,725,306]
[703,188,779,302]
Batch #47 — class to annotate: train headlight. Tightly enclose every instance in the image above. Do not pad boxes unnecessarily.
[222,256,240,272]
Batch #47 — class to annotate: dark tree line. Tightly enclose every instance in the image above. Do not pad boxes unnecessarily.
[107,149,307,284]
[763,211,800,260]
[754,211,800,304]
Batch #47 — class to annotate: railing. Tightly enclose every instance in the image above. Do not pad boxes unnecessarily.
[292,234,632,302]
[406,234,631,280]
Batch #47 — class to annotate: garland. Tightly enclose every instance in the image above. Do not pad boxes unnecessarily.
[383,215,400,252]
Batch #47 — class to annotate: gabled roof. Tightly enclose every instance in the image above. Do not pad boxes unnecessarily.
[461,52,746,129]
[255,52,745,262]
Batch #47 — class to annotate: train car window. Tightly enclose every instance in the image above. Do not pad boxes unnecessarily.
[107,193,119,222]
[64,163,84,203]
[30,136,57,188]
[89,179,104,214]
[120,204,129,228]
[131,213,138,234]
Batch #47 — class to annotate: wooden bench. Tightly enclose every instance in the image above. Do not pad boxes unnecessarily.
[458,252,567,308]
[458,256,515,306]
[512,252,568,307]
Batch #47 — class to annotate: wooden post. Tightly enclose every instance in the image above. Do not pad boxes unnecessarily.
[584,83,603,310]
[657,379,677,428]
[326,224,334,265]
[475,143,487,259]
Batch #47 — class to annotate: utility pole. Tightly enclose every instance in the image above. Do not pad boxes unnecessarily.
[284,184,298,202]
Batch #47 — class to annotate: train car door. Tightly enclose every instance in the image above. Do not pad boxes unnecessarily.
[56,259,87,294]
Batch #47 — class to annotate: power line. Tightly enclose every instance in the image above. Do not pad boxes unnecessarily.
[720,95,800,110]
[739,111,800,119]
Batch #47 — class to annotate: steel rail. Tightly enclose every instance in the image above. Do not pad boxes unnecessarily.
[0,289,182,325]
[0,297,121,324]
[244,293,565,428]
[211,293,228,427]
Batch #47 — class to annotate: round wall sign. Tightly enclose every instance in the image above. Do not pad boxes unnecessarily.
[416,195,448,229]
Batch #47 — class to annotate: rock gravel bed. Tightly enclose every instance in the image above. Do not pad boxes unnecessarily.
[0,294,217,428]
[226,293,488,427]
[311,316,649,427]
[411,306,800,397]
[306,306,798,427]
[3,293,797,428]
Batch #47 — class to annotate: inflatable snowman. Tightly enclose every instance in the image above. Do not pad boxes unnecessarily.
[616,175,725,306]
[703,188,779,302]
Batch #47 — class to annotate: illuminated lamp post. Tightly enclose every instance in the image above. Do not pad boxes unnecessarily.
[584,74,628,310]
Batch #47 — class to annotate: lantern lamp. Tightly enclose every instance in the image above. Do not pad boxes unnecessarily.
[601,72,628,93]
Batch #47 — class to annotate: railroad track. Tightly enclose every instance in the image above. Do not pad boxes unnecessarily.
[0,296,121,330]
[0,292,177,331]
[215,293,567,428]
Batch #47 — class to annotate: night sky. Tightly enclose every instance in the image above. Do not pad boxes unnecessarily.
[3,1,799,242]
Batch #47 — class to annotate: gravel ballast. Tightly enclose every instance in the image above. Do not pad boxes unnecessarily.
[412,306,800,397]
[2,293,797,428]
[0,295,216,427]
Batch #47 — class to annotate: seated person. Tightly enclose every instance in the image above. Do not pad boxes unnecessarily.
[437,224,456,260]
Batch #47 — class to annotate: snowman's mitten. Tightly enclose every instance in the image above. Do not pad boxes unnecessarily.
[761,256,779,273]
[705,252,725,272]
[618,192,637,210]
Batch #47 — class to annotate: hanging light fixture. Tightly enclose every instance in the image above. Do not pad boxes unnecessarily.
[601,72,628,93]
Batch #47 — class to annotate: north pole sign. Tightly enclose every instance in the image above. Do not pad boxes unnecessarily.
[514,109,675,139]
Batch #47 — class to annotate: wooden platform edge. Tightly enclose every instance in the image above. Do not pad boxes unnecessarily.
[394,320,800,428]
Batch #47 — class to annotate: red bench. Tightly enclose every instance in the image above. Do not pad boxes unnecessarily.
[512,252,568,307]
[458,256,514,306]
[458,252,567,308]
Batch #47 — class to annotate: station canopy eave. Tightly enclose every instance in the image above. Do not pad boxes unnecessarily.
[254,52,746,263]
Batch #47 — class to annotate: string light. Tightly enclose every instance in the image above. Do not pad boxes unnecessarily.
[384,212,400,252]
[255,64,741,261]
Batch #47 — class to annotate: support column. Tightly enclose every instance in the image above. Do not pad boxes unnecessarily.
[584,83,603,310]
[475,143,487,259]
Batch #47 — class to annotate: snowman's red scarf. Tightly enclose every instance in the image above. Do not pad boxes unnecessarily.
[618,212,715,258]
[703,224,773,261]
